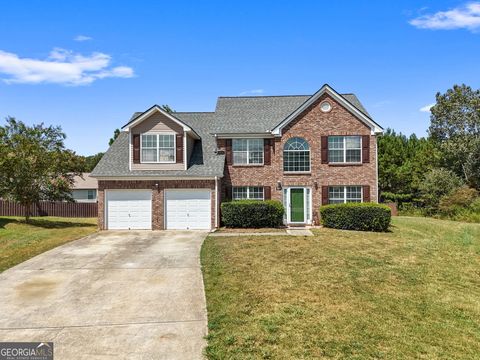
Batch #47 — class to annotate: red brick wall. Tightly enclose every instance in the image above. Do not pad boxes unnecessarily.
[218,93,378,225]
[98,180,216,230]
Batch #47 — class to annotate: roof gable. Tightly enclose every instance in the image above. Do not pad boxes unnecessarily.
[271,84,383,135]
[121,105,200,138]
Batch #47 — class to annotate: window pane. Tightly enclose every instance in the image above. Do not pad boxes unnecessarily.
[142,148,157,162]
[328,149,344,163]
[233,151,248,164]
[284,151,310,172]
[329,186,345,204]
[232,139,247,151]
[328,136,344,150]
[248,186,264,200]
[233,187,248,200]
[87,190,95,200]
[284,137,309,151]
[142,134,157,148]
[346,136,361,149]
[346,149,361,162]
[159,149,174,162]
[346,186,362,202]
[248,139,263,151]
[249,151,263,164]
[159,134,174,148]
[328,136,345,163]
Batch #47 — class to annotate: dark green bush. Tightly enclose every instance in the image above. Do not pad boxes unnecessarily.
[320,203,391,232]
[221,200,284,228]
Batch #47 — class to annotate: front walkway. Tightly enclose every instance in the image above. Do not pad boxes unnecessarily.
[0,230,208,359]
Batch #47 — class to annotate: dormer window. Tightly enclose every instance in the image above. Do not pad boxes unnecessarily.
[141,133,175,163]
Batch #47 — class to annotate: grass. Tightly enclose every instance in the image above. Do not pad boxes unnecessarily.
[0,216,97,272]
[201,217,480,359]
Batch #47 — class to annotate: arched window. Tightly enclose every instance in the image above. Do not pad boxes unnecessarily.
[283,137,310,172]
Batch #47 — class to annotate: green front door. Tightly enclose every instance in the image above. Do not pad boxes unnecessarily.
[290,188,305,222]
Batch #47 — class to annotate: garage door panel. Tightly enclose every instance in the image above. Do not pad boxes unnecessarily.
[165,190,211,230]
[106,191,152,230]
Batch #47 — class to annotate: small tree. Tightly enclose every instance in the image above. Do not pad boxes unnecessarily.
[109,128,120,146]
[160,104,174,114]
[419,168,463,213]
[83,152,104,172]
[0,117,84,222]
[429,84,480,188]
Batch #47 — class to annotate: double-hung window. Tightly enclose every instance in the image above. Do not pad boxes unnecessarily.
[328,136,361,163]
[328,186,362,203]
[232,186,264,200]
[232,139,263,165]
[141,133,175,163]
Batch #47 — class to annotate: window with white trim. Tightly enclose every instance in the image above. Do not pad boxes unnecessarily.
[141,133,175,163]
[232,139,263,165]
[328,136,361,163]
[328,186,362,203]
[283,137,310,172]
[232,186,264,200]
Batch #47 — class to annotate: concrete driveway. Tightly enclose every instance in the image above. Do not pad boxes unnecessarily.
[0,230,208,359]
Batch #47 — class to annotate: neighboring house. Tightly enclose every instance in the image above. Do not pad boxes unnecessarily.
[72,173,98,202]
[91,84,383,230]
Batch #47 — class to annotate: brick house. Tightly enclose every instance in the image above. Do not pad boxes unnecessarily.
[91,84,383,230]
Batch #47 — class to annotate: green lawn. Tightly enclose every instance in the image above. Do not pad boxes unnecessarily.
[201,217,480,359]
[0,216,97,272]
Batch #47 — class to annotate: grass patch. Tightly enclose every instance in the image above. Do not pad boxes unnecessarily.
[201,217,480,359]
[0,216,97,272]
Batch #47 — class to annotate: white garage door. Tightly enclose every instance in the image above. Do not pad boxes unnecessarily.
[106,190,152,230]
[165,190,211,230]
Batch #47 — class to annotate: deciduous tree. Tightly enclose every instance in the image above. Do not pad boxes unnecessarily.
[429,84,480,188]
[0,117,84,221]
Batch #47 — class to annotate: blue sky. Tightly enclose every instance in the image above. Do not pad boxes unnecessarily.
[1,1,479,155]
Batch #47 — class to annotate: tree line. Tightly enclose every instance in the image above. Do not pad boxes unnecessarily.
[378,84,480,221]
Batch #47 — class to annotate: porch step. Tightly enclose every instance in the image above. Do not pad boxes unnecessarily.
[286,229,313,236]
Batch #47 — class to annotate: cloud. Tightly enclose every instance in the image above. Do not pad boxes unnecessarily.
[0,48,134,85]
[239,89,265,96]
[74,35,92,42]
[420,103,435,112]
[409,2,480,31]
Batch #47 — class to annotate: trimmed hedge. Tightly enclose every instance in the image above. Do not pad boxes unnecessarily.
[221,200,284,228]
[320,203,391,232]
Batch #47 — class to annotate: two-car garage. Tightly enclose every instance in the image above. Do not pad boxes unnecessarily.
[105,189,212,230]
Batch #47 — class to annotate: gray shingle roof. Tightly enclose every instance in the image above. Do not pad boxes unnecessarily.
[91,91,373,178]
[212,94,370,133]
[91,112,225,178]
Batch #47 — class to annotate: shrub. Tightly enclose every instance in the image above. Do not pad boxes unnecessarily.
[320,203,391,232]
[380,192,413,205]
[221,200,284,228]
[439,186,478,216]
[419,168,464,213]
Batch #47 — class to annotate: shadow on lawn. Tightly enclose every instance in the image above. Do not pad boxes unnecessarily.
[0,217,96,229]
